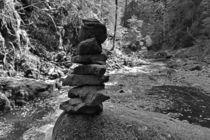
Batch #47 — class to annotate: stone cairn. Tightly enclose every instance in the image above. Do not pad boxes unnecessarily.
[60,19,110,115]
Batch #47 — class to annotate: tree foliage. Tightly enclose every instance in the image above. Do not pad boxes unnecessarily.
[1,0,210,71]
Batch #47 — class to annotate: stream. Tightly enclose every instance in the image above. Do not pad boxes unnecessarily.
[1,60,210,140]
[0,88,67,140]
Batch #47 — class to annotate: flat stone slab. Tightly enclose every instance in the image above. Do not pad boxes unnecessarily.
[77,38,102,55]
[71,54,107,65]
[60,99,103,115]
[62,74,109,86]
[68,86,104,98]
[73,64,106,76]
[60,99,84,112]
[68,86,110,105]
[68,98,83,105]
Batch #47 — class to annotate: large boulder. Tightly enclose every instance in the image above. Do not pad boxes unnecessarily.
[76,38,102,55]
[63,74,109,86]
[52,103,210,140]
[78,19,107,44]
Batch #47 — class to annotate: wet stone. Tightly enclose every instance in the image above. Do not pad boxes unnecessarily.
[60,99,85,113]
[68,86,104,98]
[71,53,107,65]
[62,74,109,87]
[85,90,110,106]
[68,86,110,106]
[68,98,83,105]
[76,38,102,55]
[60,100,103,115]
[73,64,106,76]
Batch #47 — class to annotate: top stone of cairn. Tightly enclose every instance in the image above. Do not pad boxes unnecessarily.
[78,18,107,44]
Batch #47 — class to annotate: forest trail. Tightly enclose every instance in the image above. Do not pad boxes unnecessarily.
[1,58,210,140]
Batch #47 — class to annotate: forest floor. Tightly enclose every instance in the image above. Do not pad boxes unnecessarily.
[0,50,210,140]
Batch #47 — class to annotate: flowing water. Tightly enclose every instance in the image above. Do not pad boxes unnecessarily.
[1,61,210,140]
[0,88,68,140]
[0,61,163,140]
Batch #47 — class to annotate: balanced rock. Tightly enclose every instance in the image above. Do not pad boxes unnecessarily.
[60,99,103,115]
[85,90,110,106]
[77,38,102,55]
[63,74,109,86]
[68,86,110,106]
[60,99,84,113]
[60,98,83,108]
[68,85,104,98]
[73,64,106,76]
[79,103,103,115]
[71,53,107,65]
[78,19,107,44]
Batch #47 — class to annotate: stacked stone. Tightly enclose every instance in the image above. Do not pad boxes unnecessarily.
[60,19,110,115]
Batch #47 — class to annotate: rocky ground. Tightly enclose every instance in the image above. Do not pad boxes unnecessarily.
[52,102,210,140]
[0,51,210,140]
[106,60,210,127]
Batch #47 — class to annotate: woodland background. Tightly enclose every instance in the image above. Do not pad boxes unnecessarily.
[0,0,210,74]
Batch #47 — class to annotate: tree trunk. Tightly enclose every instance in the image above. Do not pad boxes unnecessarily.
[122,0,128,26]
[110,0,118,51]
[101,0,103,21]
[163,0,167,42]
